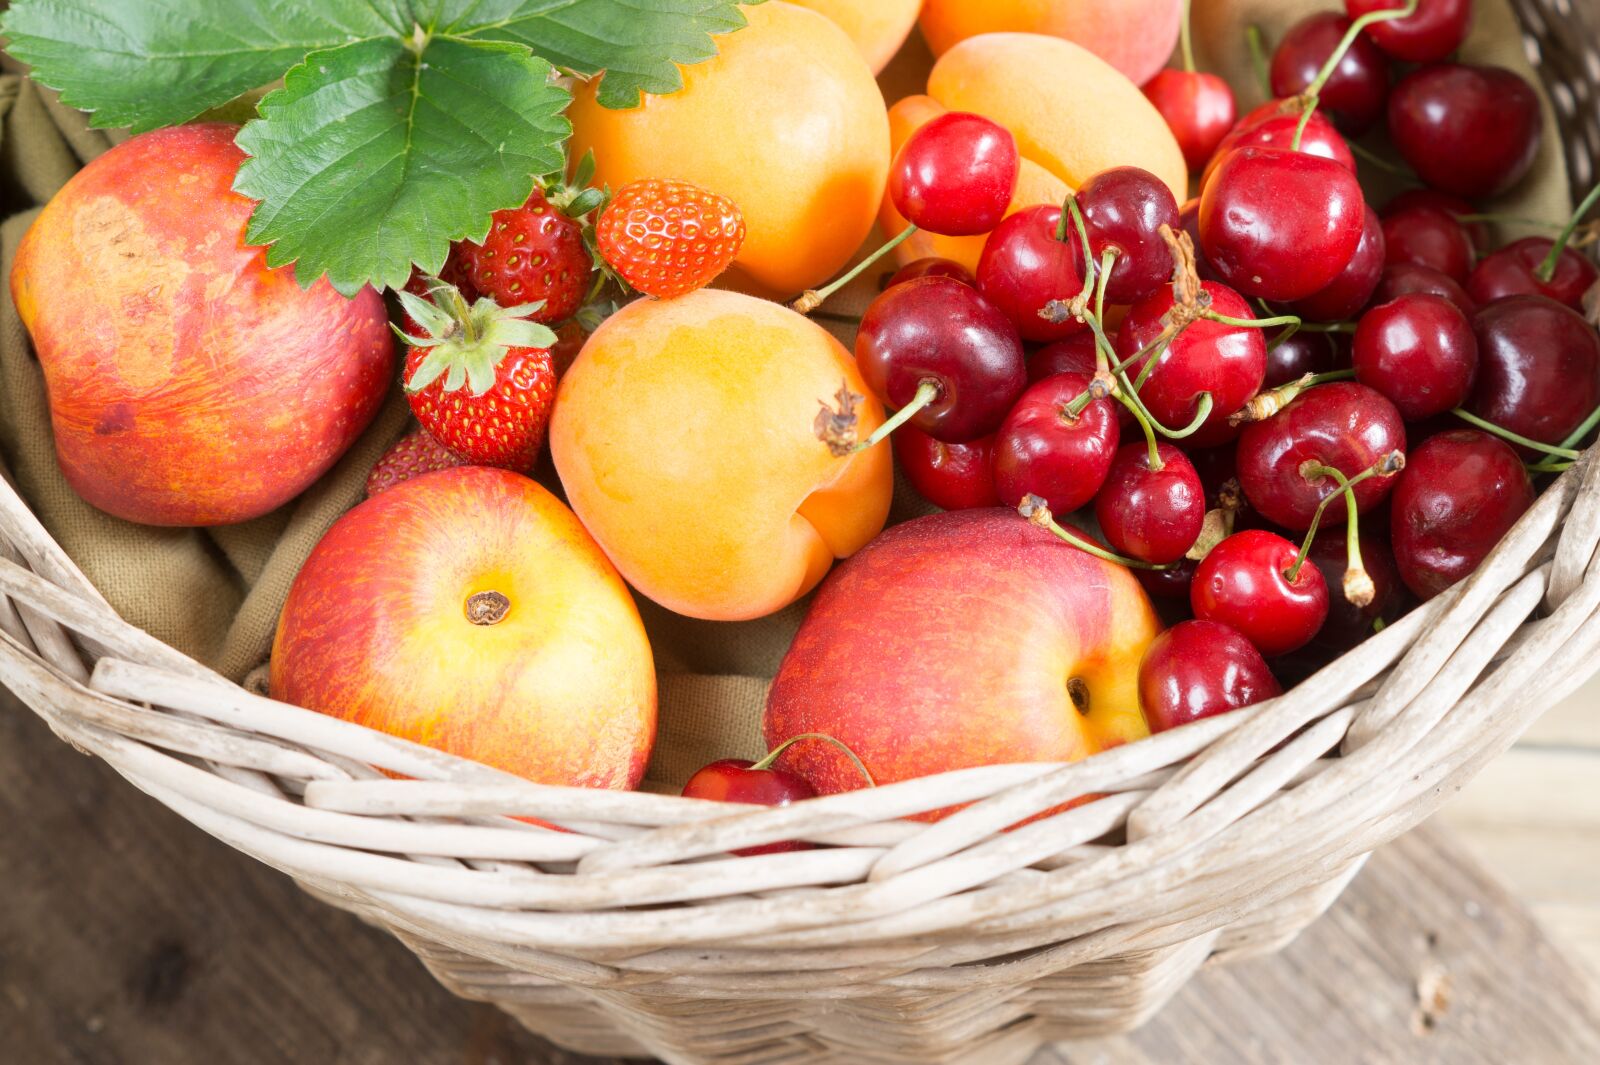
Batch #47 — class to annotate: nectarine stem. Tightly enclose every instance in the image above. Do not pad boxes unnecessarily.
[465,590,511,625]
[1450,408,1583,460]
[792,225,918,314]
[1018,494,1175,571]
[1538,180,1600,283]
[753,732,875,787]
[857,378,940,451]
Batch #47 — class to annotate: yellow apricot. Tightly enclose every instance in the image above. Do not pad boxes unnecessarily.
[787,0,922,74]
[919,0,1182,87]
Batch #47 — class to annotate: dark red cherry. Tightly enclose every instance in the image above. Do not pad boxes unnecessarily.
[1139,619,1283,732]
[1237,381,1407,530]
[1144,69,1238,173]
[893,428,1000,511]
[1094,443,1206,564]
[1290,204,1387,322]
[681,759,817,856]
[1384,189,1489,251]
[1372,261,1477,318]
[1391,429,1535,600]
[1468,295,1600,454]
[1178,198,1224,283]
[1028,333,1099,382]
[1200,146,1366,302]
[1116,280,1268,447]
[1204,101,1357,190]
[1307,528,1405,652]
[887,257,974,289]
[992,371,1119,514]
[977,204,1088,343]
[1077,166,1182,304]
[1388,64,1542,200]
[1270,12,1391,135]
[1381,203,1475,283]
[1346,0,1471,64]
[888,111,1019,237]
[1137,557,1199,602]
[856,276,1027,443]
[1467,238,1600,312]
[1192,529,1330,656]
[1265,329,1346,389]
[1352,294,1478,421]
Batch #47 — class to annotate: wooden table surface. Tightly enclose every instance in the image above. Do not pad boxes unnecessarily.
[3,684,1599,1065]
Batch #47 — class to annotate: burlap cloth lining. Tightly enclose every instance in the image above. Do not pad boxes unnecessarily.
[0,1,1569,789]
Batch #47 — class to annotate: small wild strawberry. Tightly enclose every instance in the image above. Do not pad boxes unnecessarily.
[365,429,465,498]
[596,179,745,298]
[461,189,592,323]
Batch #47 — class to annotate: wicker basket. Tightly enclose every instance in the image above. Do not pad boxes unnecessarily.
[4,4,1600,1064]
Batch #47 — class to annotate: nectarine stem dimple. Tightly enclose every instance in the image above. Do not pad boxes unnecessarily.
[465,590,512,626]
[1066,677,1091,716]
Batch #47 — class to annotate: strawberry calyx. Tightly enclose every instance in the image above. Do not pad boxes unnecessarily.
[395,279,557,397]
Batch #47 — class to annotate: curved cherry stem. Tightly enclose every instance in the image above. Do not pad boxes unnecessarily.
[1019,495,1175,571]
[1093,248,1116,345]
[1291,0,1418,152]
[1203,310,1303,331]
[855,378,941,452]
[1558,400,1600,451]
[1154,391,1216,439]
[751,732,875,787]
[1179,0,1196,73]
[1286,452,1404,605]
[792,225,919,314]
[1230,368,1355,426]
[1246,25,1272,97]
[1063,195,1098,280]
[1349,141,1417,180]
[1119,389,1165,471]
[1450,408,1583,461]
[1537,179,1600,283]
[1291,100,1319,154]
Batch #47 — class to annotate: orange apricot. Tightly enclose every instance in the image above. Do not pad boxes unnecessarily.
[919,0,1183,87]
[787,0,923,74]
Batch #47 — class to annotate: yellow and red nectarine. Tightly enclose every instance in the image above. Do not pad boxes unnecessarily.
[919,0,1183,87]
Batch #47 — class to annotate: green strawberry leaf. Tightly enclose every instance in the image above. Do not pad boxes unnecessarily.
[0,0,401,133]
[234,36,570,297]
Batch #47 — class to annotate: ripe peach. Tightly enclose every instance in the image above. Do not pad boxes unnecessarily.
[919,0,1183,87]
[566,2,890,297]
[788,0,922,74]
[272,467,656,788]
[927,33,1189,202]
[550,289,892,621]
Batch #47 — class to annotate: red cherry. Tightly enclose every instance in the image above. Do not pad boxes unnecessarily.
[1391,429,1535,600]
[992,371,1119,514]
[1137,557,1199,602]
[1346,0,1471,63]
[1028,334,1099,382]
[1116,280,1268,447]
[681,759,817,856]
[888,111,1019,237]
[1144,69,1238,173]
[1237,381,1407,530]
[1371,262,1477,319]
[1467,295,1600,454]
[893,428,1000,511]
[1384,189,1489,251]
[1381,204,1476,284]
[1270,12,1391,134]
[1077,166,1182,305]
[1178,198,1224,283]
[1199,146,1367,302]
[1203,101,1356,189]
[1352,294,1479,421]
[1290,204,1386,322]
[1388,64,1542,200]
[856,276,1027,443]
[1265,329,1347,389]
[1306,528,1406,652]
[1140,619,1284,732]
[1467,238,1600,312]
[1094,443,1206,564]
[977,205,1088,343]
[887,257,975,289]
[1192,529,1330,656]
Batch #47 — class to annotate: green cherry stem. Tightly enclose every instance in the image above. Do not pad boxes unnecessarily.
[1349,141,1417,180]
[751,732,875,787]
[1537,179,1600,283]
[1119,389,1165,471]
[1291,0,1419,152]
[1450,408,1583,461]
[855,378,941,452]
[1019,495,1175,570]
[1202,309,1303,331]
[1286,452,1405,605]
[1558,399,1600,451]
[1230,368,1355,426]
[1179,0,1197,73]
[1246,25,1272,98]
[792,225,919,314]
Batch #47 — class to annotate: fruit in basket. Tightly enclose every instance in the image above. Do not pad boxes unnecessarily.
[1270,13,1391,135]
[1306,529,1406,653]
[787,0,921,73]
[1094,444,1206,565]
[992,372,1121,515]
[1077,167,1183,305]
[919,0,1182,87]
[1387,64,1542,200]
[566,2,889,297]
[976,205,1088,344]
[549,289,892,621]
[1352,294,1479,422]
[271,466,656,788]
[460,189,590,323]
[595,179,745,299]
[1192,530,1331,657]
[365,430,465,499]
[1347,0,1471,64]
[1468,238,1600,312]
[1467,296,1600,454]
[763,508,1163,808]
[8,123,393,527]
[681,757,818,856]
[1139,620,1282,733]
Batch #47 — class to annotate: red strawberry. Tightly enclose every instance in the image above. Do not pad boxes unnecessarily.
[396,285,558,473]
[365,429,465,498]
[596,179,745,298]
[461,189,591,323]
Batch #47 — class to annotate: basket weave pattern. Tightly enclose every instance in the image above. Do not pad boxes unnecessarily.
[3,6,1600,1065]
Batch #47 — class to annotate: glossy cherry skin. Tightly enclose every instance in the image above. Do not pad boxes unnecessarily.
[1144,69,1238,173]
[1270,13,1391,134]
[977,205,1088,343]
[681,759,817,856]
[1384,189,1489,251]
[856,276,1027,443]
[1372,261,1476,319]
[1139,619,1283,732]
[1391,429,1535,600]
[888,111,1019,237]
[1192,529,1330,656]
[1116,280,1268,447]
[1388,64,1542,200]
[1178,199,1224,283]
[1468,295,1600,454]
[992,371,1119,513]
[1077,166,1182,305]
[1347,0,1471,63]
[1028,335,1135,429]
[1307,528,1405,652]
[1265,329,1346,389]
[1237,381,1407,530]
[1467,238,1600,312]
[1094,443,1206,564]
[1290,204,1386,322]
[1380,204,1475,284]
[1353,294,1479,421]
[1137,557,1199,603]
[893,428,999,511]
[887,256,975,289]
[1200,146,1367,302]
[1203,100,1355,189]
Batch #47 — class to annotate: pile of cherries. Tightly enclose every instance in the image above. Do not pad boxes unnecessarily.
[826,0,1600,737]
